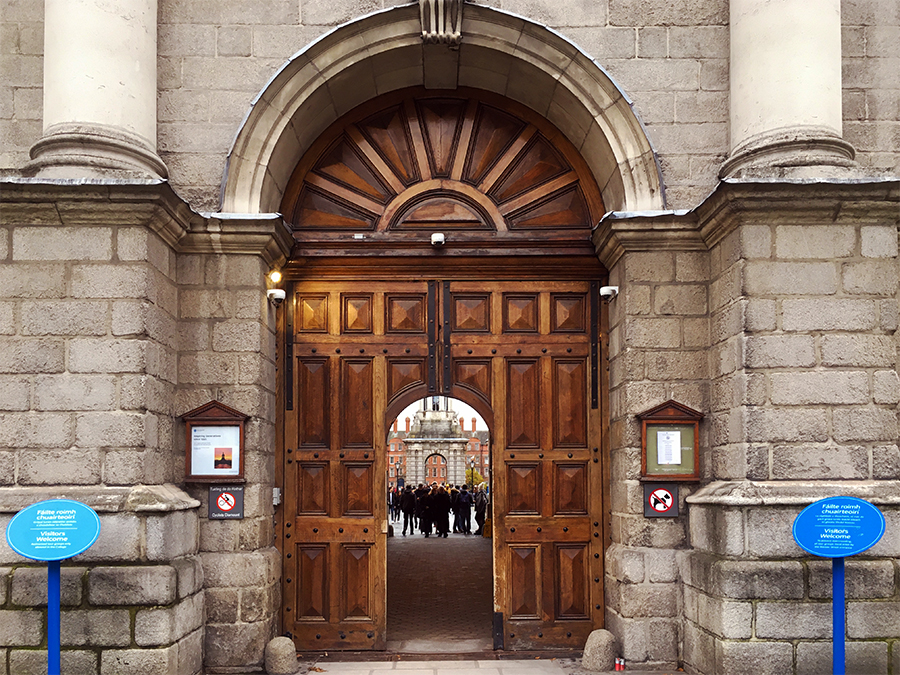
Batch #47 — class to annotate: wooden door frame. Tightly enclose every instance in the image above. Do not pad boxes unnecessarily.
[274,263,611,648]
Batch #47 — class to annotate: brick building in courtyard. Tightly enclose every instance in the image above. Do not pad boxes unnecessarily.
[0,0,898,673]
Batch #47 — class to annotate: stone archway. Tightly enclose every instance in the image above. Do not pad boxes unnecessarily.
[220,3,664,217]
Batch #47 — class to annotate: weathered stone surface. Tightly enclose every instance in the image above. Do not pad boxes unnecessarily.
[147,509,199,561]
[204,620,271,668]
[756,601,832,639]
[782,298,877,331]
[134,593,204,646]
[743,335,815,368]
[716,640,793,675]
[744,261,838,295]
[769,371,869,405]
[796,640,888,675]
[11,567,84,606]
[581,629,618,671]
[20,300,108,336]
[774,225,855,259]
[172,556,205,599]
[100,646,178,675]
[809,559,895,599]
[8,649,98,675]
[716,560,805,598]
[77,514,141,562]
[847,601,900,638]
[13,227,112,261]
[771,444,868,480]
[88,566,177,606]
[0,610,43,646]
[60,609,131,647]
[265,636,300,675]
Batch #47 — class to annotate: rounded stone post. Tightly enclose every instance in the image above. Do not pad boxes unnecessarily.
[26,0,167,178]
[722,0,855,177]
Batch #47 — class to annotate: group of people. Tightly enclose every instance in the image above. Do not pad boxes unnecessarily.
[389,483,489,537]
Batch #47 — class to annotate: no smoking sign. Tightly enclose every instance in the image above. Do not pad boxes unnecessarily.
[643,483,679,518]
[209,486,244,520]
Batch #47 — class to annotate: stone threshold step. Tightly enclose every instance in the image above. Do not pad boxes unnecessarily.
[305,650,583,662]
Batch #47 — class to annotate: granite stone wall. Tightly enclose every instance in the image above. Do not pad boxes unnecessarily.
[0,183,290,674]
[2,0,898,211]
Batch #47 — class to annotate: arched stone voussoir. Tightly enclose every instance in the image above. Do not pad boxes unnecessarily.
[222,2,664,215]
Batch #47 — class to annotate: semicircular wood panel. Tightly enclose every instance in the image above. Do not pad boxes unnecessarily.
[282,90,605,234]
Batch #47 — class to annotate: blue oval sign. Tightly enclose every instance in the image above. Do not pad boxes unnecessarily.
[792,496,885,558]
[5,499,101,562]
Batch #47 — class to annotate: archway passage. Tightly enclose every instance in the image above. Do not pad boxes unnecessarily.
[278,88,607,654]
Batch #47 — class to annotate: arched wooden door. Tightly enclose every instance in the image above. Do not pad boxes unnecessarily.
[277,88,609,652]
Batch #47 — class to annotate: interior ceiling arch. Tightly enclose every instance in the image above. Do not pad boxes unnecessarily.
[221,3,664,216]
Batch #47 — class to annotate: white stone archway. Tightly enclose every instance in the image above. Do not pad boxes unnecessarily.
[220,3,664,216]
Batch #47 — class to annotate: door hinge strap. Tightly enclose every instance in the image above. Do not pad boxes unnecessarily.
[442,280,452,394]
[427,280,438,393]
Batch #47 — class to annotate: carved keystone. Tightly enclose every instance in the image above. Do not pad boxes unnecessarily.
[419,0,464,46]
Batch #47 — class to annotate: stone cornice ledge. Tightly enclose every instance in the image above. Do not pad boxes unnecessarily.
[687,480,900,507]
[593,178,899,270]
[0,484,200,514]
[0,179,293,267]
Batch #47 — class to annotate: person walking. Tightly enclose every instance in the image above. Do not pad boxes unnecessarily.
[399,485,416,535]
[474,484,488,536]
[457,484,473,534]
[449,484,460,533]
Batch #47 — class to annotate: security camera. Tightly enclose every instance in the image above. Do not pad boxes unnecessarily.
[599,286,619,301]
[431,232,445,246]
[267,289,286,306]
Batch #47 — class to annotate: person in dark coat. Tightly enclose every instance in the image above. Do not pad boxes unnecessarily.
[449,485,460,532]
[399,485,417,536]
[416,483,433,536]
[474,484,488,536]
[430,484,452,537]
[457,484,473,534]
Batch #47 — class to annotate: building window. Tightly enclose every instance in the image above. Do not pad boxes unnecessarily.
[390,468,395,477]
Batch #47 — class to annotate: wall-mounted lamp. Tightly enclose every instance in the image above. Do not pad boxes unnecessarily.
[268,270,282,284]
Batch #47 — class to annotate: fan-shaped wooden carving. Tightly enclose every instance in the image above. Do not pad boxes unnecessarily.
[282,91,604,233]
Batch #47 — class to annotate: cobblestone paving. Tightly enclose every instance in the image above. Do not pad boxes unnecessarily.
[387,525,493,648]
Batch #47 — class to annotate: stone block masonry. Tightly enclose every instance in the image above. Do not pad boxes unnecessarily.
[0,182,290,674]
[0,484,203,675]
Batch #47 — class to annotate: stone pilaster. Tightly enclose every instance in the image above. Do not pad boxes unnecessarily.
[723,0,855,177]
[25,0,166,178]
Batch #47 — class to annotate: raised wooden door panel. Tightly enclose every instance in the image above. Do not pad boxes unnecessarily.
[446,280,601,651]
[284,282,407,651]
[283,278,604,651]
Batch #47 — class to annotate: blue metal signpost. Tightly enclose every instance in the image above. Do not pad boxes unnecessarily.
[5,499,101,675]
[792,497,885,675]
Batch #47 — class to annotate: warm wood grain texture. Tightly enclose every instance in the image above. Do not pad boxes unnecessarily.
[281,90,604,239]
[279,93,608,649]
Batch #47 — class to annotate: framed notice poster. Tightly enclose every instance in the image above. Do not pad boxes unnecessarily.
[638,400,703,482]
[182,400,249,482]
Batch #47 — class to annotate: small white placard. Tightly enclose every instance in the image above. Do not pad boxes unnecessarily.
[191,425,241,476]
[657,430,682,465]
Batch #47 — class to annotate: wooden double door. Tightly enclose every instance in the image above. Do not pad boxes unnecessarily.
[280,274,606,651]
